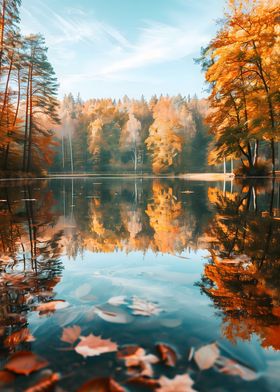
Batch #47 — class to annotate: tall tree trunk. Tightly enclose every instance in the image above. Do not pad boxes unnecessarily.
[4,66,21,170]
[253,140,259,166]
[0,0,6,75]
[0,52,13,120]
[271,139,275,177]
[61,132,65,170]
[1,54,14,170]
[252,42,276,176]
[23,64,31,172]
[68,130,74,173]
[27,65,33,172]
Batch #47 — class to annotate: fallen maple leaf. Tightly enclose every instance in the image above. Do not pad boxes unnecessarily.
[156,344,177,367]
[61,325,81,345]
[4,328,35,348]
[156,374,197,392]
[25,372,60,392]
[194,343,220,370]
[4,351,48,375]
[77,377,125,392]
[118,346,159,377]
[75,334,117,358]
[129,297,161,316]
[216,356,258,381]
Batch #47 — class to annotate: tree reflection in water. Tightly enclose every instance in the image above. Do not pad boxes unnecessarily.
[0,178,279,390]
[200,181,280,350]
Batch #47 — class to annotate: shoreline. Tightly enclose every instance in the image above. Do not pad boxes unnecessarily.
[0,172,279,182]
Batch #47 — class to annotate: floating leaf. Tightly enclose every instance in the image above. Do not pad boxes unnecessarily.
[75,283,92,299]
[36,300,69,314]
[156,344,177,367]
[4,328,35,348]
[25,372,60,392]
[160,319,182,328]
[156,374,197,392]
[107,296,127,306]
[118,346,159,377]
[5,351,48,375]
[77,377,125,392]
[194,343,220,370]
[129,297,161,316]
[0,370,15,385]
[61,325,81,345]
[94,306,132,324]
[75,334,117,358]
[216,356,258,381]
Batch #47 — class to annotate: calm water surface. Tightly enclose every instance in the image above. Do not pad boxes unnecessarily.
[0,178,279,391]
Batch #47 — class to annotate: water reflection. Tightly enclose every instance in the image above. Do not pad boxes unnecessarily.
[200,183,280,350]
[0,178,279,391]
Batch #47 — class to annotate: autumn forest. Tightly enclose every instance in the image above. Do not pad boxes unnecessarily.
[0,0,279,177]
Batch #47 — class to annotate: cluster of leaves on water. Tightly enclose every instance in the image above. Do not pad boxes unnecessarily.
[0,290,259,391]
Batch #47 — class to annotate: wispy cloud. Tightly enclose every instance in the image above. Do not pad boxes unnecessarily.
[100,22,209,76]
[20,0,222,98]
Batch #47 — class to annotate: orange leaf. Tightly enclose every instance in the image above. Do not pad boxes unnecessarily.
[128,376,160,389]
[36,300,69,315]
[77,377,125,392]
[25,372,60,392]
[156,374,196,392]
[5,351,48,375]
[4,328,35,348]
[156,344,177,367]
[61,325,81,345]
[0,370,15,385]
[194,343,220,370]
[75,334,117,358]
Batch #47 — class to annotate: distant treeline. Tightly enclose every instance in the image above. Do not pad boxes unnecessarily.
[51,94,212,174]
[0,0,59,176]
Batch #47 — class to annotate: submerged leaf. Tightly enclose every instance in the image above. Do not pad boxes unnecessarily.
[94,306,132,324]
[61,325,81,345]
[75,283,92,299]
[5,351,48,375]
[156,374,197,392]
[77,377,125,392]
[194,343,220,370]
[129,297,161,316]
[118,346,159,377]
[156,344,177,367]
[216,356,258,381]
[75,334,117,358]
[107,296,127,306]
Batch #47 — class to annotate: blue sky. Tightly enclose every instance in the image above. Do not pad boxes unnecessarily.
[20,0,225,100]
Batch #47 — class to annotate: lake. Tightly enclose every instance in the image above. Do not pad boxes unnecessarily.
[0,178,279,391]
